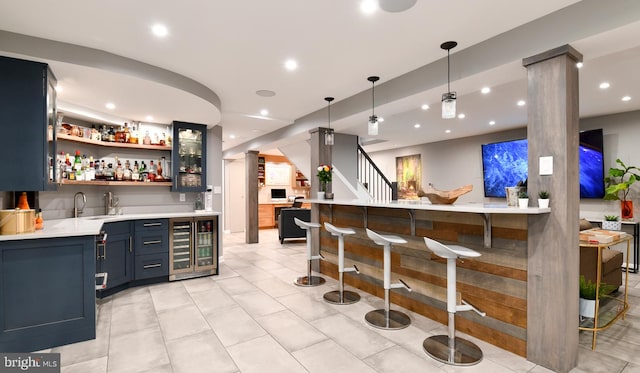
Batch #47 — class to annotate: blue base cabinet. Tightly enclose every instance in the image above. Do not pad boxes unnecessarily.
[134,219,169,280]
[0,236,95,352]
[97,221,133,293]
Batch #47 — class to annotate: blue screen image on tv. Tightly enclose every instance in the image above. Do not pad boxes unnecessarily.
[481,129,605,198]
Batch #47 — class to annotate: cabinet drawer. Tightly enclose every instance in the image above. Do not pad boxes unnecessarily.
[134,253,169,280]
[135,231,169,256]
[135,219,169,232]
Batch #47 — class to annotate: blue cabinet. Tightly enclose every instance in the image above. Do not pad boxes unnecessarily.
[97,221,133,292]
[0,236,95,352]
[134,219,169,280]
[172,121,207,192]
[0,55,57,191]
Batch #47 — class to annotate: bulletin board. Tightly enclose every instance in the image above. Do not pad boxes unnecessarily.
[265,163,291,185]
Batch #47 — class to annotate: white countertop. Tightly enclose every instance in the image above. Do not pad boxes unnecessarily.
[0,211,221,242]
[304,198,551,214]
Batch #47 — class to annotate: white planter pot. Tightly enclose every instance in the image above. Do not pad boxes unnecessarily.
[518,198,529,209]
[602,220,621,231]
[317,191,325,200]
[538,198,549,208]
[579,297,597,319]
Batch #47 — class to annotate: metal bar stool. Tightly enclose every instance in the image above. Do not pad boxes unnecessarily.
[293,217,325,286]
[323,222,360,305]
[365,228,412,330]
[422,237,486,366]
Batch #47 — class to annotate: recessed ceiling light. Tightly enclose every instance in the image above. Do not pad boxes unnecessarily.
[445,129,451,134]
[599,82,610,89]
[260,109,269,116]
[256,90,276,97]
[105,102,115,110]
[489,120,496,125]
[517,100,526,106]
[55,85,63,92]
[481,87,491,94]
[229,134,236,139]
[284,59,298,71]
[622,96,631,102]
[360,0,378,14]
[414,124,420,128]
[576,62,584,68]
[151,24,168,37]
[457,113,465,119]
[378,117,384,122]
[146,115,154,121]
[421,104,429,110]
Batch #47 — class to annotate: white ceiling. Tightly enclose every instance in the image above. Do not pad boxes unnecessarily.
[1,0,639,157]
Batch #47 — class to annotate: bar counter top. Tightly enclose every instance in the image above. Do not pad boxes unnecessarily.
[305,198,550,214]
[0,211,221,242]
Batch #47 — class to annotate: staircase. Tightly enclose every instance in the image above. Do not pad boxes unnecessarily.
[357,144,397,201]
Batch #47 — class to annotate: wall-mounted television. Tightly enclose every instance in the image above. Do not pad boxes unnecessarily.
[481,129,605,199]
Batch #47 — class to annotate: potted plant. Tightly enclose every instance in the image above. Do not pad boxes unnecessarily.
[316,164,332,199]
[579,275,616,320]
[538,190,550,208]
[518,191,529,209]
[602,215,621,231]
[604,158,639,219]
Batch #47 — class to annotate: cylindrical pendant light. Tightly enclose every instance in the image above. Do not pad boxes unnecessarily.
[440,41,458,119]
[367,76,380,136]
[324,97,335,146]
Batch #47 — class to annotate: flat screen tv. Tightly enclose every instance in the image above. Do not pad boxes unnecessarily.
[481,129,605,198]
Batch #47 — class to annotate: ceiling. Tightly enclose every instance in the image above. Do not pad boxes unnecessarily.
[1,0,640,158]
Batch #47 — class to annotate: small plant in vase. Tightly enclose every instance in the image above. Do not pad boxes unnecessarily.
[538,190,549,208]
[604,158,639,219]
[316,164,332,199]
[579,275,616,319]
[518,191,529,209]
[603,215,621,231]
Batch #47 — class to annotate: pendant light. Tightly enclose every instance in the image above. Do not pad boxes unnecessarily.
[367,76,380,136]
[440,41,457,119]
[324,97,335,145]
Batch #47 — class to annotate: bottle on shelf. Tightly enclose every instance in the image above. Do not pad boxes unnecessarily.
[148,160,156,181]
[108,126,116,142]
[90,125,101,141]
[115,161,124,181]
[123,160,132,181]
[143,131,151,145]
[87,156,96,180]
[123,123,131,143]
[130,124,139,144]
[132,160,140,181]
[101,125,109,142]
[160,133,166,146]
[105,163,114,180]
[73,150,82,181]
[156,159,163,180]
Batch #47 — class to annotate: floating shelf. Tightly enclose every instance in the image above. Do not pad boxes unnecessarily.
[61,180,172,187]
[58,133,171,151]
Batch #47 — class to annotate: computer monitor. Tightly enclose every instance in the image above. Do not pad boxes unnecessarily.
[270,188,287,200]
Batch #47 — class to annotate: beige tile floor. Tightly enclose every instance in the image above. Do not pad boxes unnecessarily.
[47,229,640,373]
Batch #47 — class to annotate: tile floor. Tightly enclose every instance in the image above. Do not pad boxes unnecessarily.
[47,229,640,373]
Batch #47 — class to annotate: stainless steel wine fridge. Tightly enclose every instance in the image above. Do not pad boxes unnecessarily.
[169,216,218,281]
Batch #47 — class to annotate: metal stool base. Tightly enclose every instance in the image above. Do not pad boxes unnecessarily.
[423,335,483,366]
[294,276,325,287]
[323,290,360,305]
[365,309,411,330]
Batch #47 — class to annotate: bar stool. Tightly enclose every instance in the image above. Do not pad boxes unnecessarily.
[422,237,486,366]
[293,217,325,287]
[365,228,412,330]
[323,222,360,305]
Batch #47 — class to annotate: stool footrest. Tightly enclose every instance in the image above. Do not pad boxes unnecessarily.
[390,279,412,292]
[310,254,324,261]
[460,299,486,317]
[344,265,359,274]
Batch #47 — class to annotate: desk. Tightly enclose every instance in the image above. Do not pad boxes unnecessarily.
[588,219,638,273]
[578,234,631,349]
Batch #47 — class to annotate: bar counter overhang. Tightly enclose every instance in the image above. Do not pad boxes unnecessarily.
[306,198,551,357]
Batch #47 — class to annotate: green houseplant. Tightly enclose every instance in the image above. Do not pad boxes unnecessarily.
[518,191,528,209]
[579,275,616,319]
[537,190,549,208]
[604,158,639,219]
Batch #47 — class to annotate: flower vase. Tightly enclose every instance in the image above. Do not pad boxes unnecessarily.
[621,200,633,219]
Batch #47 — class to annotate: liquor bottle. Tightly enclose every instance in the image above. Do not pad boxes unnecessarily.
[90,125,101,141]
[115,161,124,181]
[160,133,166,146]
[108,126,116,142]
[143,131,151,145]
[132,160,140,181]
[123,123,131,143]
[130,124,138,144]
[152,132,159,145]
[123,160,132,180]
[87,156,96,180]
[73,150,82,171]
[156,159,163,179]
[105,163,114,180]
[101,125,109,142]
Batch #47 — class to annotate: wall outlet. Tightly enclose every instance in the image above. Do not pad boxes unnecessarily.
[179,193,185,202]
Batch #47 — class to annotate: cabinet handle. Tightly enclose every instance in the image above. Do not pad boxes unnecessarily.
[143,240,162,245]
[143,263,162,269]
[129,236,133,253]
[144,222,163,227]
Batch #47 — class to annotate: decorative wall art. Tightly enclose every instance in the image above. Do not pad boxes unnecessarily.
[396,154,421,200]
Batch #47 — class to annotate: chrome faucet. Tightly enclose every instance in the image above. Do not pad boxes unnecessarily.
[105,191,118,215]
[73,192,86,218]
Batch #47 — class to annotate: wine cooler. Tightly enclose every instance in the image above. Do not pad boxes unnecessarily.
[169,216,218,281]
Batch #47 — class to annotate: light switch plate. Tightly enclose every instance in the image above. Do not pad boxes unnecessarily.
[539,156,553,175]
[213,186,222,194]
[179,193,186,202]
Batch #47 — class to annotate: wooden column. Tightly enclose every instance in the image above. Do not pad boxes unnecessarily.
[523,45,582,373]
[309,127,332,269]
[245,150,259,243]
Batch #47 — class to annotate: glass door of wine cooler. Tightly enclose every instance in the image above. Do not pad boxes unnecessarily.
[194,217,217,272]
[170,219,193,275]
[172,121,207,192]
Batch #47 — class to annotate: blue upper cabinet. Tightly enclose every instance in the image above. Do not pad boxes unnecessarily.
[0,56,57,191]
[172,121,207,192]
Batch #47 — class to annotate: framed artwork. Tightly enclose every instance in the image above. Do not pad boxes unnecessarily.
[396,154,421,200]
